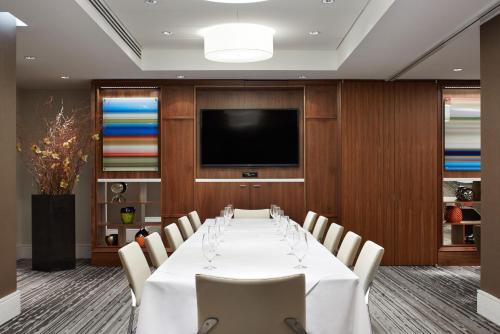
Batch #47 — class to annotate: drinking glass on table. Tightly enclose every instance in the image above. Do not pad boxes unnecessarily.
[286,223,299,255]
[280,216,290,241]
[293,230,309,269]
[270,204,277,218]
[215,216,224,244]
[202,232,217,270]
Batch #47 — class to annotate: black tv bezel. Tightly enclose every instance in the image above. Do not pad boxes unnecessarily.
[199,108,300,168]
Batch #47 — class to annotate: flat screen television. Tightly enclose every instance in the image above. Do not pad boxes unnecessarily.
[200,108,299,167]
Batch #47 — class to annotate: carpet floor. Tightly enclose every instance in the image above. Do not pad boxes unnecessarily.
[0,260,499,334]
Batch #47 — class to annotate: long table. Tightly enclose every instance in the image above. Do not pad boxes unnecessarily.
[136,219,371,333]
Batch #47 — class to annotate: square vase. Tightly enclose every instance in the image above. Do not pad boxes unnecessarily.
[32,194,76,271]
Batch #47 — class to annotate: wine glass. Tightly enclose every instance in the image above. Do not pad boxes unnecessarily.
[293,231,309,269]
[286,224,299,255]
[270,204,277,219]
[280,216,290,241]
[202,232,216,270]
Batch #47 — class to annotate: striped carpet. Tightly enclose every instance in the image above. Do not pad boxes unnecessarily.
[1,261,499,334]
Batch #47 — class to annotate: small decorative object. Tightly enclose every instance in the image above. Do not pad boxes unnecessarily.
[105,234,118,246]
[445,205,462,223]
[120,207,136,224]
[135,227,149,247]
[111,182,127,203]
[456,186,473,201]
[472,181,481,201]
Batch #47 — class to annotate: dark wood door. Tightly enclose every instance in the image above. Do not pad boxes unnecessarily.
[249,182,305,223]
[394,82,438,265]
[340,81,396,265]
[195,182,250,221]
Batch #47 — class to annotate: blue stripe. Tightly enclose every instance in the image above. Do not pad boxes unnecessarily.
[445,149,481,156]
[444,161,481,171]
[103,98,158,113]
[103,125,158,136]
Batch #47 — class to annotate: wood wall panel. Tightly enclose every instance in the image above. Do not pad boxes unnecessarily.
[341,81,396,265]
[196,87,305,179]
[162,86,195,119]
[305,119,337,217]
[195,183,250,221]
[305,85,338,118]
[394,82,438,265]
[249,183,305,223]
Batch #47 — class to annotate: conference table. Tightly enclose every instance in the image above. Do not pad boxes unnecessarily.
[136,219,371,334]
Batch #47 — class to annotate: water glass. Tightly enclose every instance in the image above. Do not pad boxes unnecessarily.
[286,224,299,255]
[293,230,309,269]
[202,232,216,270]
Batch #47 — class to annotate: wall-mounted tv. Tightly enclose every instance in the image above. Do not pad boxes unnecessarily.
[200,108,299,167]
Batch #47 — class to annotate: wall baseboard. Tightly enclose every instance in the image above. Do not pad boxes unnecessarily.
[16,243,91,260]
[478,289,500,326]
[0,290,21,326]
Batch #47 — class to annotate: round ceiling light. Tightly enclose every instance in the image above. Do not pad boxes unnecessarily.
[205,0,267,3]
[200,23,275,63]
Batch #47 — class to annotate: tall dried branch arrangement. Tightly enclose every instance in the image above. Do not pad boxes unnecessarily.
[17,97,99,195]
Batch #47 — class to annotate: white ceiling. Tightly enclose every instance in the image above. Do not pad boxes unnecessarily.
[1,0,499,89]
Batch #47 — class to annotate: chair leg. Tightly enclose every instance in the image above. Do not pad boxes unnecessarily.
[127,305,136,334]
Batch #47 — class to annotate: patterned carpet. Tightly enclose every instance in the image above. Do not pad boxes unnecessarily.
[1,261,499,334]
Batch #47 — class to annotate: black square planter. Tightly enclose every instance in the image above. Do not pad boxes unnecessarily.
[32,194,76,271]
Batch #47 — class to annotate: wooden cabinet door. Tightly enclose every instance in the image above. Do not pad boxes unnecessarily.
[195,182,250,221]
[394,82,438,265]
[249,182,305,223]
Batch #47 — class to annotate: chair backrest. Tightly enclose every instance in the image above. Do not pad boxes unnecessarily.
[336,231,362,267]
[302,211,318,233]
[233,208,270,219]
[118,242,151,306]
[323,223,345,254]
[188,211,202,231]
[164,224,184,251]
[144,232,168,269]
[196,274,306,334]
[311,216,328,241]
[353,241,385,295]
[178,216,194,240]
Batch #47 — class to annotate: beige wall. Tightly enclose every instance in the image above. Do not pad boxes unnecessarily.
[0,13,18,299]
[16,89,92,257]
[480,15,500,298]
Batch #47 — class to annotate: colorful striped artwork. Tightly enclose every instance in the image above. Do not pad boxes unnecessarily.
[443,90,480,171]
[102,97,159,171]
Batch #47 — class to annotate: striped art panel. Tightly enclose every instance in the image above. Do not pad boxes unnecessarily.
[443,90,480,171]
[102,97,159,171]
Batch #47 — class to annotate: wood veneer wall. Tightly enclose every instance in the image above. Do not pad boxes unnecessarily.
[340,81,438,265]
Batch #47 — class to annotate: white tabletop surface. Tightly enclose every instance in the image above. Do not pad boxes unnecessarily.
[136,219,371,334]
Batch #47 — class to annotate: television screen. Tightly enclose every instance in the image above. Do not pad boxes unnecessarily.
[200,108,299,167]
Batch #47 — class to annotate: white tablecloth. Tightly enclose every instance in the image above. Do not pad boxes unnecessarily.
[136,219,371,334]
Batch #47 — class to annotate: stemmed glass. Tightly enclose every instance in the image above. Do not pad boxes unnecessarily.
[270,204,277,219]
[293,230,309,269]
[215,216,225,242]
[286,223,299,255]
[202,231,217,270]
[280,215,290,241]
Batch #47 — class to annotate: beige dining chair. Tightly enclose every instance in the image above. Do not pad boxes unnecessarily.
[353,241,385,304]
[178,216,194,240]
[302,211,318,233]
[323,223,345,254]
[118,242,151,334]
[144,232,168,269]
[233,208,270,219]
[336,231,362,267]
[311,216,328,242]
[196,274,307,334]
[188,210,203,231]
[164,223,184,251]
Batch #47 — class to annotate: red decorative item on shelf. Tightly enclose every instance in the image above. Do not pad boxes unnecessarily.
[135,227,149,247]
[445,205,462,223]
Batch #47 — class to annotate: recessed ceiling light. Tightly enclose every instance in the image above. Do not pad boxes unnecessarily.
[205,0,267,3]
[24,56,36,60]
[453,68,463,72]
[144,0,157,4]
[298,75,307,79]
[309,31,320,36]
[176,75,185,79]
[322,0,335,3]
[162,31,173,36]
[61,76,70,79]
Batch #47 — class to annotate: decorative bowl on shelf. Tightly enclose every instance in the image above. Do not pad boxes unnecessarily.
[120,207,136,224]
[456,186,473,201]
[105,234,118,246]
[445,205,462,223]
